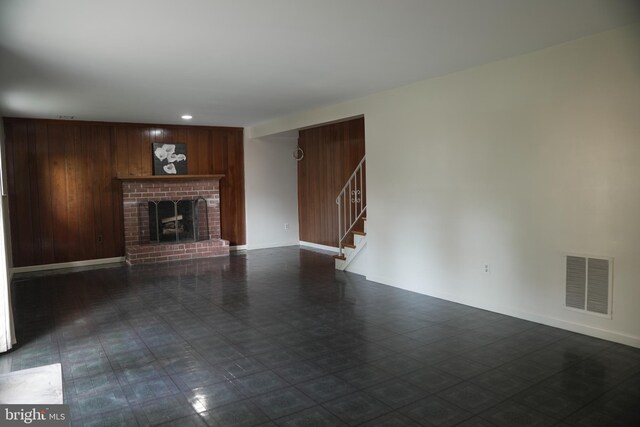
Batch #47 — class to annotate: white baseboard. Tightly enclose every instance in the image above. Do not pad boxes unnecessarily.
[366,273,640,349]
[299,241,339,253]
[12,257,125,274]
[230,245,247,251]
[246,242,299,250]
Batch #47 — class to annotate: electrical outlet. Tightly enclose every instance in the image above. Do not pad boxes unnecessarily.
[284,223,289,230]
[97,234,103,243]
[483,264,490,274]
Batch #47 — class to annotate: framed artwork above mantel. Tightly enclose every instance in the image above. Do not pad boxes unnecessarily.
[153,143,188,175]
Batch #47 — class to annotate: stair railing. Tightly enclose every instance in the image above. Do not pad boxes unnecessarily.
[336,155,366,257]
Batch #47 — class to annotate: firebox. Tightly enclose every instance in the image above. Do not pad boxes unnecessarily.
[147,198,209,243]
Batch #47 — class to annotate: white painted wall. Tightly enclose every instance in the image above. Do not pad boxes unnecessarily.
[244,134,300,250]
[0,119,15,353]
[247,25,640,347]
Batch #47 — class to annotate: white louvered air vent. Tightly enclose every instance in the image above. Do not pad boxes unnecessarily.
[565,254,613,317]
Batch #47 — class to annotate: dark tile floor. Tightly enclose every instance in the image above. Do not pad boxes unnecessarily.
[5,246,640,426]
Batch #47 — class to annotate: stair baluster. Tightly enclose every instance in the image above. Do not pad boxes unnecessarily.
[336,155,366,257]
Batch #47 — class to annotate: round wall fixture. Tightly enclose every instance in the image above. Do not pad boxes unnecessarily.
[293,147,304,161]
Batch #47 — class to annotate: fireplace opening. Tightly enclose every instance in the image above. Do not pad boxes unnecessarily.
[147,198,209,243]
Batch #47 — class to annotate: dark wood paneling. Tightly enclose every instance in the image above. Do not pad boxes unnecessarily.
[4,118,245,267]
[8,121,34,265]
[219,129,246,246]
[47,123,71,263]
[34,122,54,264]
[298,117,365,247]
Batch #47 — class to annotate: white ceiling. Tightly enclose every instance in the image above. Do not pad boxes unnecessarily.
[1,0,638,127]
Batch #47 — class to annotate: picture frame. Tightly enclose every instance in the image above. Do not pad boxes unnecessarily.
[153,143,188,175]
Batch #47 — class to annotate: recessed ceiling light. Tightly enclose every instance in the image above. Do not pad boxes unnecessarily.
[181,114,192,120]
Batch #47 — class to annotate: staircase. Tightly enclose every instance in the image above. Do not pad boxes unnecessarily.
[334,217,367,270]
[334,156,366,271]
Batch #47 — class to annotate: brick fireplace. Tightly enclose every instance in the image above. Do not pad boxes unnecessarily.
[119,175,229,265]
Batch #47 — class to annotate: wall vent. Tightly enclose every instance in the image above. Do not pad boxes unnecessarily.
[565,254,613,317]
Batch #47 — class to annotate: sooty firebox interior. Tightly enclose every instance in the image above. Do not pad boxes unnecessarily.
[148,198,208,243]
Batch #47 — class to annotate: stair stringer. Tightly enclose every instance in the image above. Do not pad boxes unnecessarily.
[335,233,367,271]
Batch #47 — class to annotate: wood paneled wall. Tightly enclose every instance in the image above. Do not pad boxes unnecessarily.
[4,118,245,267]
[298,117,365,247]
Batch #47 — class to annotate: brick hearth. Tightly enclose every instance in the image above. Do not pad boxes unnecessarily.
[120,176,229,264]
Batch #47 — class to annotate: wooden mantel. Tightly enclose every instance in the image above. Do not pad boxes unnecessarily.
[116,174,225,182]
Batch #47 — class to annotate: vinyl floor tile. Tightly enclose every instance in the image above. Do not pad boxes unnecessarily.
[323,391,391,426]
[8,247,639,426]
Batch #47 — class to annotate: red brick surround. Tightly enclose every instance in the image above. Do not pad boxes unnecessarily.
[120,178,229,264]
